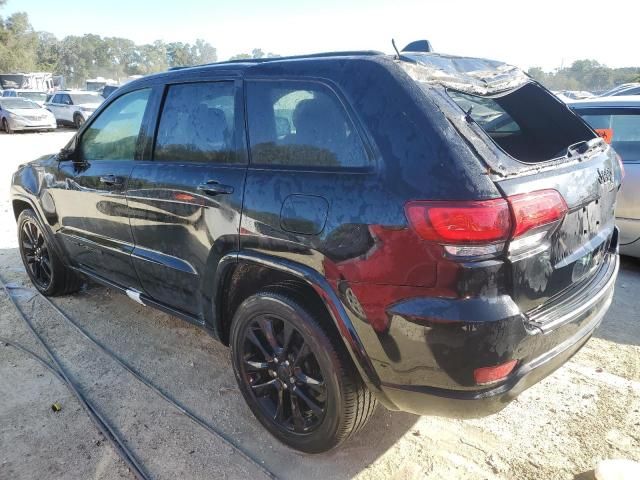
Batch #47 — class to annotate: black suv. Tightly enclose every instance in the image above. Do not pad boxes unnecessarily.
[11,50,622,453]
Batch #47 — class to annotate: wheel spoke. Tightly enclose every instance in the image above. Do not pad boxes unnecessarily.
[292,386,324,417]
[41,257,52,277]
[22,224,36,245]
[257,317,281,356]
[22,240,35,251]
[296,371,326,394]
[246,329,273,361]
[289,392,305,432]
[245,359,269,371]
[281,322,294,356]
[36,234,45,248]
[250,378,278,393]
[292,342,310,367]
[273,384,285,421]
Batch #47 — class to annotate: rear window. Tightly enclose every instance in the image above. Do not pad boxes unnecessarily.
[574,109,640,163]
[447,83,595,163]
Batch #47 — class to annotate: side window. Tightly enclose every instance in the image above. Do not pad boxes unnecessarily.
[50,94,59,103]
[246,81,370,168]
[79,88,150,161]
[154,82,239,163]
[61,94,72,105]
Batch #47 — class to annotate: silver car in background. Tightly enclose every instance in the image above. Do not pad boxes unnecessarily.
[570,96,640,258]
[0,97,57,134]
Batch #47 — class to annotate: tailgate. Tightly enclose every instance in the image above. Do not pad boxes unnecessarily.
[496,146,620,315]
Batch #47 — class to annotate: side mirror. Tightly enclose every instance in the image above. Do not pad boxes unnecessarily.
[57,146,76,162]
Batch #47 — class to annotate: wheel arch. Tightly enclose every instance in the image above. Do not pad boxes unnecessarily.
[213,251,382,390]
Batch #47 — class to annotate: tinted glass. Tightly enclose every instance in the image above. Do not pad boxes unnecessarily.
[79,88,150,161]
[154,82,238,163]
[577,110,640,163]
[246,81,369,168]
[60,95,71,105]
[69,93,102,105]
[449,90,521,133]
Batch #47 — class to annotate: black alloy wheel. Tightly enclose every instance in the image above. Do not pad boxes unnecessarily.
[20,218,53,290]
[230,290,377,453]
[240,314,327,434]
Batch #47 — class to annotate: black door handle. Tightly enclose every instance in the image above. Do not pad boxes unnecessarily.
[197,180,234,196]
[99,174,122,186]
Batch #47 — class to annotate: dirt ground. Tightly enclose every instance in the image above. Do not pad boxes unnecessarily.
[0,130,638,480]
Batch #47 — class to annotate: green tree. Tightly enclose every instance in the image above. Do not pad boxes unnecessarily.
[0,12,38,71]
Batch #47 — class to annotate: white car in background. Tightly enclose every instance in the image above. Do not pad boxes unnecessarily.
[45,90,103,128]
[1,89,49,106]
[0,97,57,133]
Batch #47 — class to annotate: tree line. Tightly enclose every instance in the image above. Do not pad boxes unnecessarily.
[0,5,278,88]
[527,60,640,93]
[2,3,638,92]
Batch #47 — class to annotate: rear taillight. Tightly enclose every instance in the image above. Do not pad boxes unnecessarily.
[404,199,510,244]
[508,189,568,238]
[405,189,567,256]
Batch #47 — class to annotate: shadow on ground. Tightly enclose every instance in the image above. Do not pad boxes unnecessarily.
[0,246,418,480]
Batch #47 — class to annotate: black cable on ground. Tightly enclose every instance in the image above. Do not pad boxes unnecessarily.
[0,275,151,480]
[0,336,64,382]
[39,290,277,480]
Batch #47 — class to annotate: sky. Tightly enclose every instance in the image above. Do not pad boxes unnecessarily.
[5,0,639,71]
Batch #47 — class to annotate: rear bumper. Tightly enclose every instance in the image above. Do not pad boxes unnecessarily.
[374,253,619,417]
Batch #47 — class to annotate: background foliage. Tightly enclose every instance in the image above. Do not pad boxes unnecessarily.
[0,5,637,91]
[0,6,279,87]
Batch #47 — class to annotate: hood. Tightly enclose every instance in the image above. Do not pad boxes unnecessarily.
[6,107,51,117]
[399,52,530,95]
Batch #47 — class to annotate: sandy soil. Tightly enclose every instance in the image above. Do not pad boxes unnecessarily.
[0,130,638,480]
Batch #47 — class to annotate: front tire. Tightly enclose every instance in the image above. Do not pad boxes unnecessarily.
[2,118,13,134]
[73,114,84,129]
[230,289,376,453]
[17,209,82,296]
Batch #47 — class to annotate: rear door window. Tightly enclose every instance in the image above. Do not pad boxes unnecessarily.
[446,83,594,163]
[154,82,239,163]
[575,109,640,163]
[246,81,370,168]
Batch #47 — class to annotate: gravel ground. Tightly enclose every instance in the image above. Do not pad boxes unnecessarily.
[0,130,638,480]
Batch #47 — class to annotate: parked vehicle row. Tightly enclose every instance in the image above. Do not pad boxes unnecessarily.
[10,49,623,452]
[2,89,48,106]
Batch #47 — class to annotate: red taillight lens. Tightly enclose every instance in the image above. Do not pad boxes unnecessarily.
[508,189,568,238]
[406,189,567,247]
[473,360,518,385]
[405,199,511,244]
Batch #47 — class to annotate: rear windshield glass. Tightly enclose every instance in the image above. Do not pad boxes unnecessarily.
[574,109,640,163]
[447,83,595,163]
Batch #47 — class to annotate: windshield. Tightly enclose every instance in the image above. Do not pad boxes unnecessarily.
[18,92,47,102]
[0,98,39,109]
[70,93,102,105]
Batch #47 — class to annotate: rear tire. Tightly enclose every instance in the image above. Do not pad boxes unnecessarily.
[230,289,376,453]
[17,209,82,296]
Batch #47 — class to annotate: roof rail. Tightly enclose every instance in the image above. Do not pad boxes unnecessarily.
[168,50,385,71]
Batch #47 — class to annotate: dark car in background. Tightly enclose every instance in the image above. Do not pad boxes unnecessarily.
[570,96,640,258]
[10,50,622,453]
